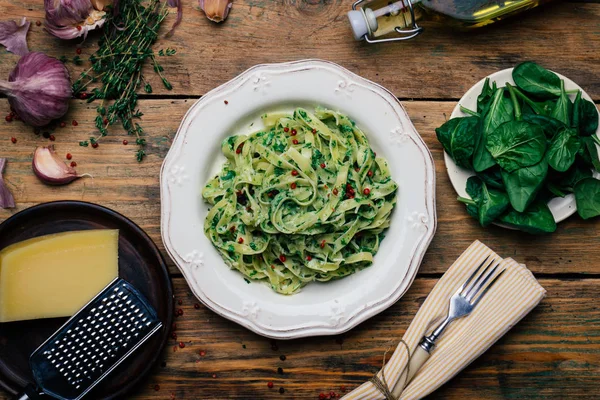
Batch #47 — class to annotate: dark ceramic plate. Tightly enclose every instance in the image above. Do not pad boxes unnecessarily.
[0,201,173,399]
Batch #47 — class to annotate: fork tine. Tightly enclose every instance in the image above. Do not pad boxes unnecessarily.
[471,268,507,307]
[461,257,495,297]
[465,261,500,301]
[456,255,490,296]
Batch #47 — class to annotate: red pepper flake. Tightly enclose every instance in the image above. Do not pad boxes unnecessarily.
[178,342,185,348]
[367,170,373,177]
[306,255,312,261]
[290,182,297,189]
[340,385,346,392]
[171,332,177,340]
[123,140,128,145]
[224,100,229,105]
[283,127,289,133]
[92,142,98,148]
[72,120,78,126]
[49,135,56,141]
[363,188,371,195]
[66,153,72,160]
[76,48,82,55]
[103,118,109,125]
[76,25,82,31]
[177,308,183,316]
[312,128,317,134]
[238,237,244,244]
[279,254,286,263]
[292,139,299,145]
[154,384,160,391]
[330,391,336,397]
[59,121,66,128]
[70,161,77,167]
[199,350,206,356]
[236,144,244,154]
[35,20,41,26]
[172,322,177,331]
[172,345,178,352]
[194,303,200,309]
[5,115,12,122]
[230,226,236,232]
[178,299,183,305]
[332,188,338,195]
[10,137,16,144]
[270,265,275,269]
[212,374,217,378]
[291,129,297,136]
[291,170,298,176]
[267,382,274,389]
[320,163,326,169]
[80,92,88,100]
[320,240,326,248]
[246,206,252,212]
[319,394,326,400]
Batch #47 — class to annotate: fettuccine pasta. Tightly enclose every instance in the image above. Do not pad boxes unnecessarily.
[202,107,398,294]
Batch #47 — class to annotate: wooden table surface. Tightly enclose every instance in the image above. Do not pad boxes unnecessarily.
[1,1,600,399]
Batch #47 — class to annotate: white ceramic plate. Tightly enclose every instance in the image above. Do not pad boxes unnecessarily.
[160,60,436,339]
[445,68,600,224]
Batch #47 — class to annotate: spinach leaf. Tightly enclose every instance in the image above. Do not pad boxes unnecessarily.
[435,117,479,169]
[577,136,600,171]
[578,98,599,137]
[499,201,557,234]
[459,176,510,226]
[552,163,592,193]
[522,114,566,138]
[477,78,496,115]
[572,90,582,130]
[547,127,580,172]
[486,121,547,172]
[473,88,514,172]
[574,177,600,219]
[473,120,497,172]
[477,166,504,189]
[550,80,572,126]
[512,86,554,116]
[512,61,561,98]
[501,159,548,212]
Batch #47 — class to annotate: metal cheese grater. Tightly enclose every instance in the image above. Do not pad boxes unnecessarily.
[16,278,162,400]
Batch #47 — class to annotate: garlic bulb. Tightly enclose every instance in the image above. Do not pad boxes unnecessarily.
[0,52,72,127]
[199,0,233,23]
[44,0,109,40]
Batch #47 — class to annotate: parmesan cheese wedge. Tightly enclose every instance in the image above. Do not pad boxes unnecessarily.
[0,230,119,323]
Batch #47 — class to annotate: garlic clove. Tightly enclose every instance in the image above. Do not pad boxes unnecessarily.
[0,158,15,208]
[0,17,31,56]
[32,145,84,185]
[199,0,233,23]
[44,0,108,40]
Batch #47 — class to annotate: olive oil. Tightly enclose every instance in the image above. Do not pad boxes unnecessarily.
[349,0,552,41]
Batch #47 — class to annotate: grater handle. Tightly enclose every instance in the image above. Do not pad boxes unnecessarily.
[14,384,46,400]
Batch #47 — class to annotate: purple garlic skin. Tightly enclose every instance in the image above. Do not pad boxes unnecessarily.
[44,0,108,40]
[0,52,72,127]
[0,17,31,56]
[0,158,16,208]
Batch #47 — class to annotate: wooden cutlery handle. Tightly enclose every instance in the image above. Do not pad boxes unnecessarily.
[391,346,430,398]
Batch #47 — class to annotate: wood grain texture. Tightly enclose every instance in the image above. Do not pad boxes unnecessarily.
[1,99,599,276]
[0,1,599,100]
[124,277,599,399]
[1,0,600,398]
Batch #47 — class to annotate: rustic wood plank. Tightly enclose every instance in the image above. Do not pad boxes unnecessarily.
[115,278,600,399]
[0,1,599,100]
[1,99,600,275]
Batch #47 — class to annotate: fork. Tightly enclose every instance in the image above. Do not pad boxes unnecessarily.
[391,256,505,396]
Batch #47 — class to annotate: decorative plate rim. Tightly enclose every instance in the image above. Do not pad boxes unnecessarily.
[160,59,437,339]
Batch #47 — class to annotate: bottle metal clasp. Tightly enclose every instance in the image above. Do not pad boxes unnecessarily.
[349,0,424,43]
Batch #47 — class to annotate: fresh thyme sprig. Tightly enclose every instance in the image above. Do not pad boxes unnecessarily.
[72,0,177,162]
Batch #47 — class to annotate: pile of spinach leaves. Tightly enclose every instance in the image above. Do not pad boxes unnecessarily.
[437,62,600,233]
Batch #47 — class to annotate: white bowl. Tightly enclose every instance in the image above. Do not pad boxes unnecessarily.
[445,67,600,224]
[160,60,436,339]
